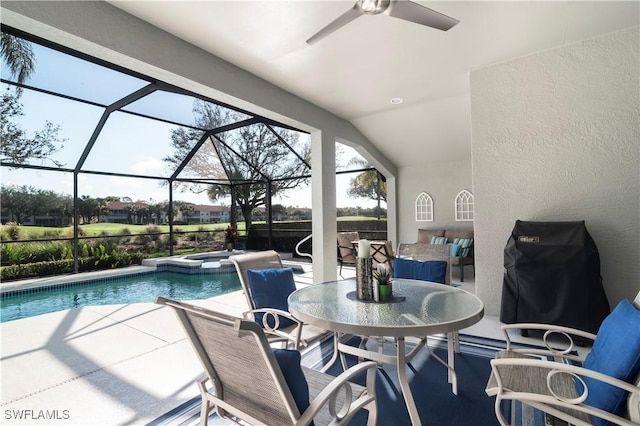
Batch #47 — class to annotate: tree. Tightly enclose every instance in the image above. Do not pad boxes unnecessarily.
[1,185,34,223]
[0,185,59,224]
[149,202,169,224]
[77,196,106,224]
[1,33,65,166]
[176,202,195,224]
[165,100,310,228]
[1,33,35,87]
[346,158,387,219]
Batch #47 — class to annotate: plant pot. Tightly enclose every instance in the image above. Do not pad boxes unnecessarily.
[378,284,391,302]
[226,242,234,252]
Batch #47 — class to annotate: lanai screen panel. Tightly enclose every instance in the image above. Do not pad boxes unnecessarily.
[82,111,204,177]
[215,123,310,182]
[270,125,311,169]
[1,42,149,105]
[174,135,228,183]
[0,82,104,168]
[122,92,251,130]
[2,28,313,205]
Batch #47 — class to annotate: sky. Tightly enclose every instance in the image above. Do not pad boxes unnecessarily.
[1,39,381,209]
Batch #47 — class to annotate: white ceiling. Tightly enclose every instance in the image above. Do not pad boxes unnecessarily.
[108,1,639,168]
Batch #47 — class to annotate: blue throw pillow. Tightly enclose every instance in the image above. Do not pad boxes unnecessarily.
[451,243,461,257]
[577,299,640,426]
[247,268,297,329]
[273,349,311,419]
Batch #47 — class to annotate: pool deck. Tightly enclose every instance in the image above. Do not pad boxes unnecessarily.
[0,256,326,425]
[0,258,538,426]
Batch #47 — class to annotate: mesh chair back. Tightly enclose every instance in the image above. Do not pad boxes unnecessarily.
[157,297,297,425]
[230,250,284,310]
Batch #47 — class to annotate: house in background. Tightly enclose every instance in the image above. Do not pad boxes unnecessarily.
[186,205,231,224]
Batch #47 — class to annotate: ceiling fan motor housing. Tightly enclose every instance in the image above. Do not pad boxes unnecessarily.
[358,0,391,14]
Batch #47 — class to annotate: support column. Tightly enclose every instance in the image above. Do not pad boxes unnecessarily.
[385,175,398,249]
[311,130,337,283]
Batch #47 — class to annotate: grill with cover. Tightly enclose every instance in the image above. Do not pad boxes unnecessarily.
[501,220,610,335]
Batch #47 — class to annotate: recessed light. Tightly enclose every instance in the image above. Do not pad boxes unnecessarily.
[390,97,404,105]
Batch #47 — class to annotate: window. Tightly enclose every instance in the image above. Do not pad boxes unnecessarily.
[415,192,433,222]
[455,190,474,221]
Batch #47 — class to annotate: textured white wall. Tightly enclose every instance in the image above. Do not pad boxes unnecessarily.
[397,160,473,245]
[471,27,640,316]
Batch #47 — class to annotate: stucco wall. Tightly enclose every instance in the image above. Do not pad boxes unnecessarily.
[398,161,473,246]
[470,27,640,316]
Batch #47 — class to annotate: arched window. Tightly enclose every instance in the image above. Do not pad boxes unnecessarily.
[415,192,433,222]
[455,190,474,221]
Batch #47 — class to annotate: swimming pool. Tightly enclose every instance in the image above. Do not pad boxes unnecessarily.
[0,271,241,323]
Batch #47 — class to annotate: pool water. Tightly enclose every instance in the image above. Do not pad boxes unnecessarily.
[0,271,241,323]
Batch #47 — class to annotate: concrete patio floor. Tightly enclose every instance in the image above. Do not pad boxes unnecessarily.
[0,263,529,425]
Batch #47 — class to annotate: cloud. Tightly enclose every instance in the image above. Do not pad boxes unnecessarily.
[130,158,164,175]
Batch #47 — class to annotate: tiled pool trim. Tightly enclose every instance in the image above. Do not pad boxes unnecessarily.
[0,253,305,299]
[1,259,237,299]
[0,270,157,298]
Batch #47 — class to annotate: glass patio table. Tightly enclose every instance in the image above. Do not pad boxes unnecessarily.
[288,278,484,426]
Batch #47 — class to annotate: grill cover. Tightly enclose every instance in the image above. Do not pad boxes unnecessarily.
[501,220,610,334]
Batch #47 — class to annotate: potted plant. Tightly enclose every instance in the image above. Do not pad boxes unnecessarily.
[224,225,238,251]
[373,267,392,302]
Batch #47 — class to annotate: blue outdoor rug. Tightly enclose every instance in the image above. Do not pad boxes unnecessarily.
[148,334,546,426]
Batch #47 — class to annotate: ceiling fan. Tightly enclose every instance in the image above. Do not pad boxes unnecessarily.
[306,0,459,45]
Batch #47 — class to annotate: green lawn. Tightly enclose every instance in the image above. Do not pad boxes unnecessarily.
[1,222,237,239]
[1,217,383,240]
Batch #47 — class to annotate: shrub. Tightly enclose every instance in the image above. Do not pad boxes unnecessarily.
[135,234,152,245]
[143,225,162,242]
[41,229,63,238]
[4,222,21,240]
[1,259,74,280]
[119,228,132,236]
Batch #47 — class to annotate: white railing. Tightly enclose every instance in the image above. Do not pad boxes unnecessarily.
[295,234,313,260]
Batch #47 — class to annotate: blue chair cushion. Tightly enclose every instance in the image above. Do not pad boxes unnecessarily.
[577,299,640,426]
[247,267,297,329]
[393,257,416,279]
[273,349,311,419]
[415,260,447,284]
[393,257,447,284]
[450,243,461,257]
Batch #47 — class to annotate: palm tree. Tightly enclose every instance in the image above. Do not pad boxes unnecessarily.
[1,31,64,166]
[1,33,35,90]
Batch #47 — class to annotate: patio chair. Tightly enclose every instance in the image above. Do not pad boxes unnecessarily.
[156,297,378,426]
[485,290,640,426]
[229,250,326,350]
[337,231,359,277]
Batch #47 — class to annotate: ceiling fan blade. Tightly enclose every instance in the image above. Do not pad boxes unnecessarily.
[386,0,459,31]
[306,5,362,45]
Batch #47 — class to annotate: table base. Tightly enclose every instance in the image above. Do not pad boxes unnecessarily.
[321,332,460,426]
